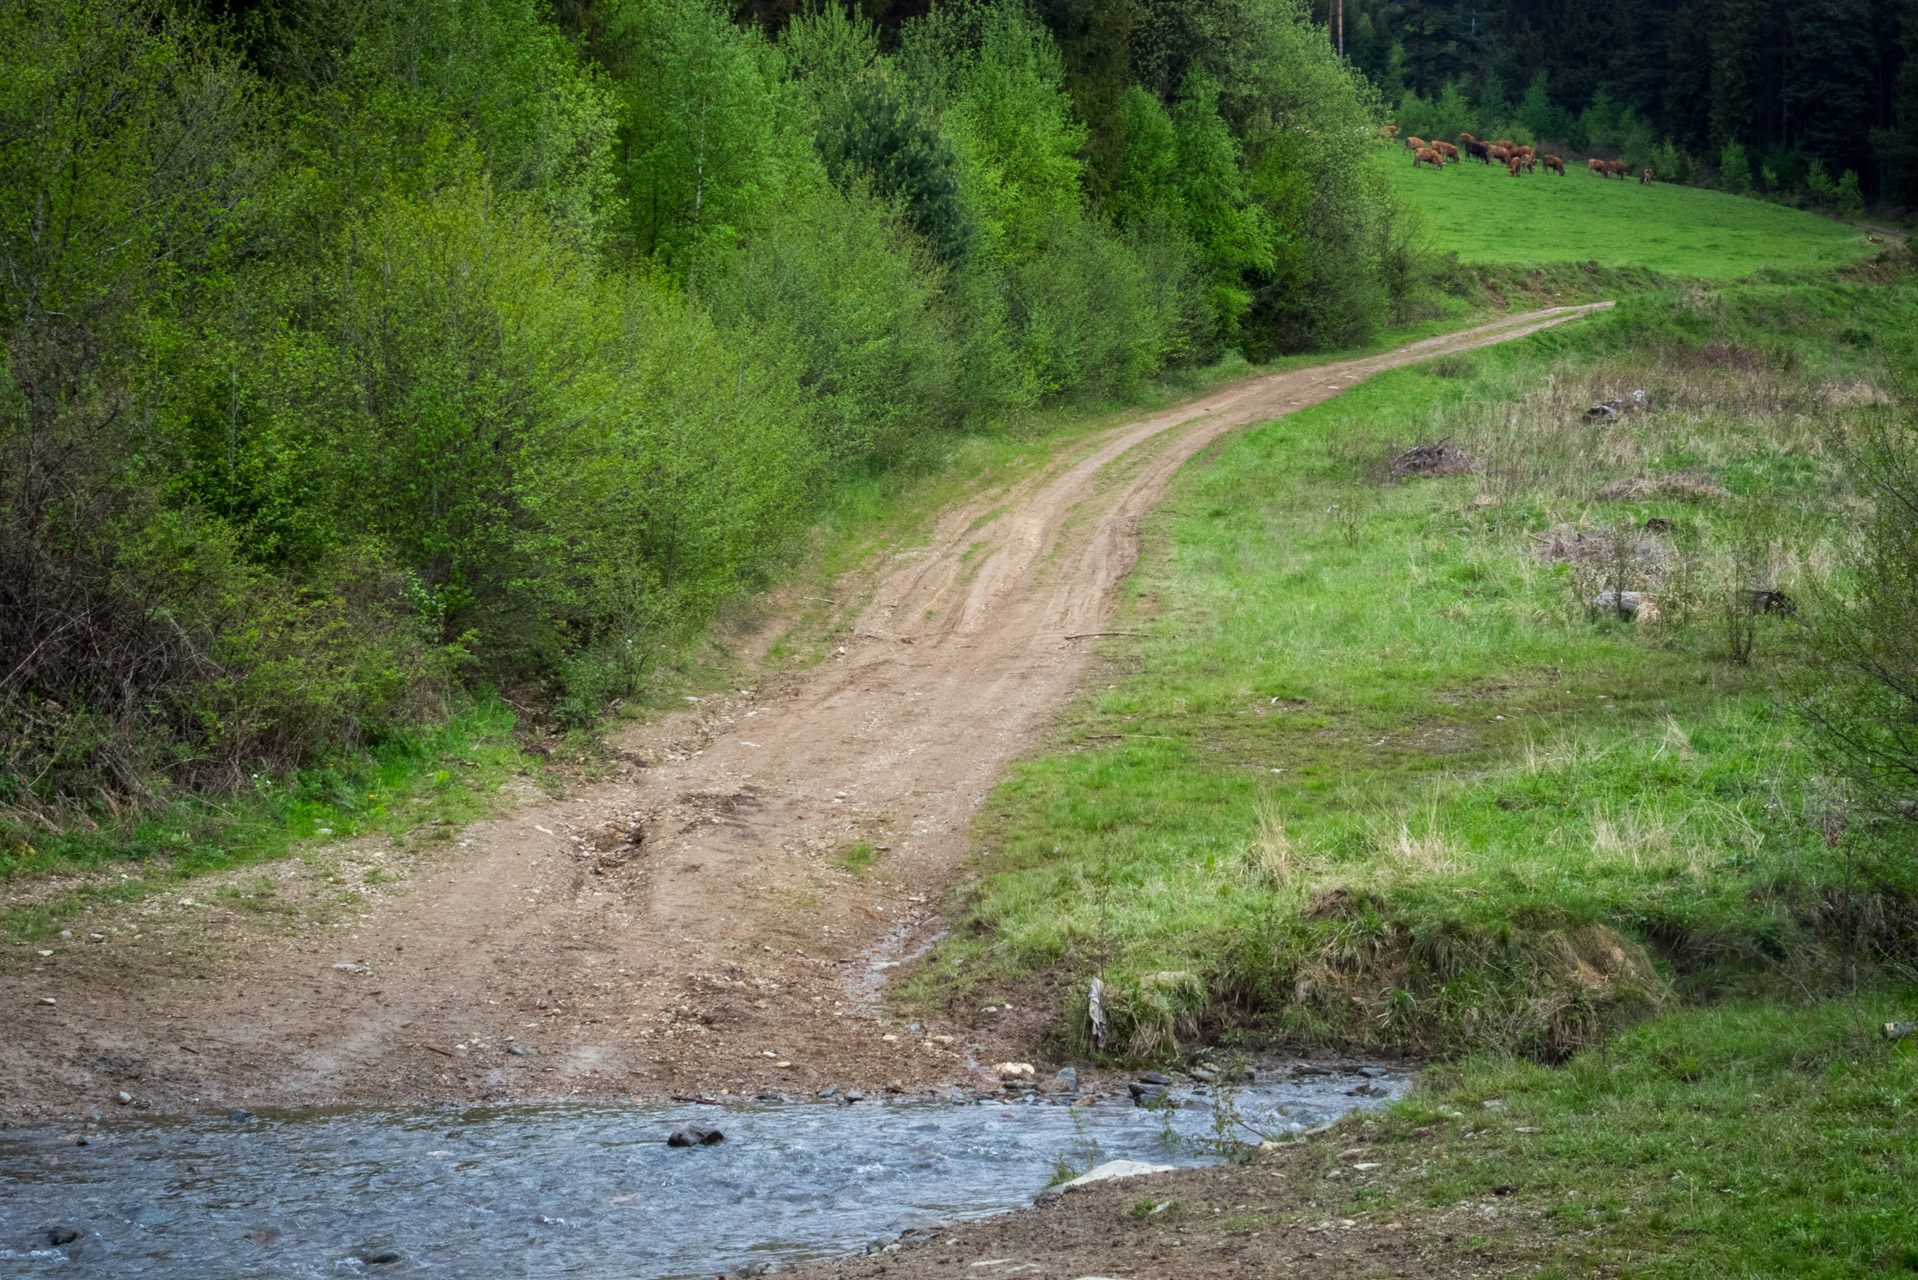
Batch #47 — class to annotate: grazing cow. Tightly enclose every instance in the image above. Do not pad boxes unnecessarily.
[1507,154,1523,177]
[1404,135,1426,153]
[1435,141,1460,162]
[1494,140,1516,152]
[1542,154,1566,176]
[1462,139,1490,163]
[1639,167,1654,185]
[1488,145,1511,164]
[1414,147,1444,170]
[1515,145,1536,159]
[1587,157,1606,175]
[1517,153,1536,174]
[1604,160,1628,179]
[1379,124,1399,140]
[1458,132,1477,144]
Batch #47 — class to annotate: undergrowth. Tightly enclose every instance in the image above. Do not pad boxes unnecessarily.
[0,694,540,939]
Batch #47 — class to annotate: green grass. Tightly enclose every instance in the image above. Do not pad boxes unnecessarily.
[1354,991,1918,1277]
[0,694,541,939]
[1382,148,1878,279]
[912,281,1918,1060]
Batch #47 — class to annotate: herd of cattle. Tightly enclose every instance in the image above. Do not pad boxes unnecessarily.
[1380,126,1652,184]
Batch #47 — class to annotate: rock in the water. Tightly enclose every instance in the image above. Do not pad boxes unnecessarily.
[1357,1066,1388,1078]
[228,1109,254,1122]
[1036,1159,1179,1201]
[115,1092,132,1106]
[1137,1071,1172,1086]
[841,1091,866,1103]
[667,1125,724,1147]
[1053,1067,1078,1091]
[1128,1081,1169,1101]
[816,1086,838,1099]
[47,1226,81,1246]
[353,1241,403,1265]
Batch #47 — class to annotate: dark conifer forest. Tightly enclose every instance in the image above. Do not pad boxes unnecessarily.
[1333,0,1918,205]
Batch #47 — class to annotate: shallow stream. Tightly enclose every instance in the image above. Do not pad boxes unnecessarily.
[1,1066,1405,1278]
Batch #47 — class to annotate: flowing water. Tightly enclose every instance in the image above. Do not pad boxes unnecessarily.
[0,1067,1406,1278]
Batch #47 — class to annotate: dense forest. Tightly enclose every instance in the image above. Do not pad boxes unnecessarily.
[0,0,1403,813]
[1333,0,1918,206]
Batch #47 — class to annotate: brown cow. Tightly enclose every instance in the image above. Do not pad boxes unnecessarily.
[1507,154,1523,177]
[1515,145,1536,159]
[1434,141,1460,162]
[1404,135,1427,153]
[1604,160,1628,179]
[1487,145,1512,164]
[1542,154,1566,176]
[1639,167,1654,185]
[1458,132,1478,144]
[1587,157,1607,175]
[1517,153,1537,174]
[1378,124,1399,139]
[1413,147,1444,170]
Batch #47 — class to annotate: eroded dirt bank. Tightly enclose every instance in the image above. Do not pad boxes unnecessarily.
[1,306,1610,1120]
[782,1122,1560,1280]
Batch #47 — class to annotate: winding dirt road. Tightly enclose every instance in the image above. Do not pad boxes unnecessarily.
[2,305,1610,1118]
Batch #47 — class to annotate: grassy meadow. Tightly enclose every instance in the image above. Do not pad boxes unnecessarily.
[1381,149,1877,279]
[913,278,1918,1062]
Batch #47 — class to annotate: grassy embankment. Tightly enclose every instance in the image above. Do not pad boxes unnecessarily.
[919,282,1918,1054]
[1044,995,1918,1278]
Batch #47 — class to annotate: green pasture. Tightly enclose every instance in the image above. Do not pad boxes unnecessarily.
[1381,149,1877,279]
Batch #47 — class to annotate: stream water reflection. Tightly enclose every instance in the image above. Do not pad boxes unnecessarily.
[1,1066,1405,1278]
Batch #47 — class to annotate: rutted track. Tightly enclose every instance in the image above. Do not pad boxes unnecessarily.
[1,305,1610,1116]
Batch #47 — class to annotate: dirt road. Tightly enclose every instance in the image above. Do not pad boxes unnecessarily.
[1,305,1610,1118]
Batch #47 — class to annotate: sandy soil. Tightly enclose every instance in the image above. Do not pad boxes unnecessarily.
[0,306,1610,1121]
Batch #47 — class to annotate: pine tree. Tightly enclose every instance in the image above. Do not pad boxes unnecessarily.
[1786,0,1876,176]
[1664,0,1715,150]
[1871,0,1918,202]
[1710,0,1765,145]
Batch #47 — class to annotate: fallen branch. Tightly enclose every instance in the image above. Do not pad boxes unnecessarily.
[1064,631,1147,640]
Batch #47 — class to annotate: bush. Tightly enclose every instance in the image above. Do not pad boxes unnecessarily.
[0,0,1412,814]
[1721,141,1754,193]
[1803,382,1918,823]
